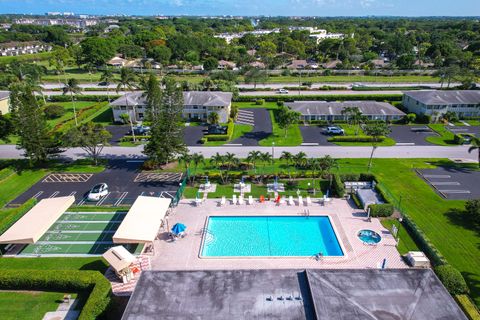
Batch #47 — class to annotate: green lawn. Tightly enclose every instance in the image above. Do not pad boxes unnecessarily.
[426,124,457,145]
[0,257,108,272]
[0,291,73,320]
[340,124,364,135]
[381,219,419,255]
[259,109,302,146]
[45,101,97,128]
[204,123,253,146]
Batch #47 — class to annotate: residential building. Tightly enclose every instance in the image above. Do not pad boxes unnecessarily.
[286,101,405,121]
[402,90,480,118]
[249,61,265,69]
[0,91,10,115]
[322,59,342,69]
[0,41,52,57]
[287,59,314,69]
[217,60,237,70]
[13,18,98,29]
[110,91,232,123]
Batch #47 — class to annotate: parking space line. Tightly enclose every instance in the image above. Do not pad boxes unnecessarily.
[439,190,471,194]
[114,192,128,206]
[69,191,77,197]
[77,198,87,206]
[423,175,451,178]
[32,191,44,199]
[49,191,60,198]
[430,182,460,186]
[96,192,111,206]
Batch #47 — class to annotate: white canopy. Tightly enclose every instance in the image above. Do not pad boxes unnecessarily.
[113,196,171,244]
[0,196,74,244]
[102,245,136,273]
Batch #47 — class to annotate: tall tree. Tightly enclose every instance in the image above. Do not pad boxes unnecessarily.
[244,68,267,89]
[62,78,81,126]
[116,68,137,142]
[246,150,261,176]
[63,123,111,165]
[207,112,220,125]
[0,113,13,142]
[280,151,293,179]
[9,83,61,164]
[190,153,205,185]
[276,106,301,138]
[363,122,391,170]
[341,106,363,135]
[100,68,114,102]
[143,76,187,165]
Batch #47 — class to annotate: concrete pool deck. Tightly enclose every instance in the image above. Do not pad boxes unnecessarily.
[151,198,407,270]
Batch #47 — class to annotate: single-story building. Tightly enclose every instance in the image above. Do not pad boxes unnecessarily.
[217,60,236,70]
[403,90,480,118]
[0,91,10,115]
[110,91,233,123]
[121,269,467,320]
[286,101,405,122]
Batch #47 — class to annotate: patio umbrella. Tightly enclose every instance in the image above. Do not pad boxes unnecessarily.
[172,223,187,235]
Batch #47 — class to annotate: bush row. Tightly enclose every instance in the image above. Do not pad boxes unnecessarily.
[331,174,345,197]
[338,173,376,182]
[203,120,234,143]
[368,203,394,217]
[434,265,469,295]
[0,269,111,320]
[234,94,402,103]
[453,133,474,145]
[46,95,119,103]
[328,135,386,143]
[454,295,480,320]
[121,135,150,142]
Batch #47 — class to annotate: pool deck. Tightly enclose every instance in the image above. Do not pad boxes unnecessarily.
[151,198,407,270]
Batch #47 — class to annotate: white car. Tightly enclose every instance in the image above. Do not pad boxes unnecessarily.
[326,126,345,135]
[87,183,109,201]
[276,89,289,94]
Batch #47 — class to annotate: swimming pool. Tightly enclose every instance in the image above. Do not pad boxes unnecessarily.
[200,216,344,257]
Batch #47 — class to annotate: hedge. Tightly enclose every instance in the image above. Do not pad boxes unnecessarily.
[339,173,376,182]
[455,295,480,320]
[434,265,469,295]
[46,95,119,103]
[0,199,37,236]
[234,94,402,103]
[368,203,394,217]
[331,174,345,197]
[401,213,447,266]
[204,120,234,143]
[454,133,474,145]
[0,269,111,320]
[328,135,386,143]
[121,135,150,142]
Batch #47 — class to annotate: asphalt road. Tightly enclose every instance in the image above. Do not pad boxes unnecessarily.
[239,90,404,96]
[0,144,476,161]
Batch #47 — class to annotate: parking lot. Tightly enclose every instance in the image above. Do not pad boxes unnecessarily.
[299,126,333,146]
[448,125,480,137]
[388,126,437,146]
[19,210,143,256]
[417,167,480,200]
[10,160,183,207]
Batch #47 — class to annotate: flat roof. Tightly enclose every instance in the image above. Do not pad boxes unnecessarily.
[122,269,466,320]
[112,196,171,244]
[0,196,74,244]
[286,101,405,116]
[404,90,480,105]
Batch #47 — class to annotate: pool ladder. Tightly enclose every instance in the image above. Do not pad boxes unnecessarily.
[200,228,215,245]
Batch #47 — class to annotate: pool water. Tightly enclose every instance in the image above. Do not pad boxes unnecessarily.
[201,216,344,257]
[358,229,381,244]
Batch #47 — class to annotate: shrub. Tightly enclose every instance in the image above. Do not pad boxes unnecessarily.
[416,114,431,124]
[205,134,229,141]
[328,135,386,143]
[255,99,265,105]
[434,265,469,295]
[277,100,284,107]
[331,174,345,197]
[351,193,363,209]
[368,203,394,217]
[465,199,480,225]
[285,180,299,189]
[44,104,66,119]
[121,135,150,142]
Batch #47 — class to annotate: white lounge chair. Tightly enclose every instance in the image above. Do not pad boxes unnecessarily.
[298,196,303,206]
[238,195,244,205]
[288,196,294,206]
[195,198,202,206]
[306,196,312,206]
[280,196,286,205]
[248,195,253,205]
[219,196,226,206]
[232,194,237,205]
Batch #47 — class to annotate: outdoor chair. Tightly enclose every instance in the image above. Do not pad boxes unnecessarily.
[280,196,286,205]
[288,196,294,206]
[298,196,303,206]
[219,196,226,206]
[232,194,237,205]
[238,195,244,205]
[306,196,312,206]
[248,195,254,205]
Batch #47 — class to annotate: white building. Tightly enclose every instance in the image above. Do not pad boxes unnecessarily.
[402,91,480,118]
[0,41,52,57]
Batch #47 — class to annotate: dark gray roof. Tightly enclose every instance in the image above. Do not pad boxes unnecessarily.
[110,91,232,107]
[0,91,9,100]
[122,269,466,320]
[286,101,405,116]
[404,90,480,105]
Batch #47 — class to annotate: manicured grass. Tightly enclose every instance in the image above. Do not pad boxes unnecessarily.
[259,110,302,146]
[204,123,253,146]
[0,52,52,65]
[465,120,480,126]
[426,124,457,145]
[0,291,71,320]
[45,101,96,128]
[381,219,419,255]
[0,257,108,272]
[340,124,364,135]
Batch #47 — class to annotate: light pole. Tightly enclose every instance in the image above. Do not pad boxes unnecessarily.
[271,142,275,163]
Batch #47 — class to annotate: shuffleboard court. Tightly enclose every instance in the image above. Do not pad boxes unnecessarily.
[19,211,143,256]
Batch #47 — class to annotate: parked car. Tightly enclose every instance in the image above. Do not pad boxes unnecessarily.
[87,183,109,201]
[207,124,227,135]
[326,126,345,135]
[130,125,151,136]
[276,89,289,94]
[98,81,110,86]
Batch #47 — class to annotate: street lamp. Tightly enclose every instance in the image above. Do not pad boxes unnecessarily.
[271,142,275,162]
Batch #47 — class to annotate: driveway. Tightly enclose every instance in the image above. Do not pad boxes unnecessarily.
[229,108,272,146]
[299,126,333,146]
[9,160,182,206]
[106,125,131,146]
[418,167,480,200]
[448,125,480,137]
[389,126,437,146]
[184,125,207,146]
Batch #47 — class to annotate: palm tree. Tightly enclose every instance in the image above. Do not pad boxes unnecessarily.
[468,137,480,168]
[307,158,321,193]
[280,151,293,179]
[207,112,220,125]
[260,152,272,182]
[100,68,114,102]
[211,153,227,184]
[293,151,307,169]
[191,153,205,185]
[246,150,261,175]
[364,122,391,170]
[116,68,137,142]
[318,155,338,188]
[63,78,82,126]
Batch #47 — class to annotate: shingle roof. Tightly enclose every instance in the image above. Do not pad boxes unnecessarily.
[285,101,405,116]
[0,91,10,101]
[110,91,232,107]
[404,90,480,105]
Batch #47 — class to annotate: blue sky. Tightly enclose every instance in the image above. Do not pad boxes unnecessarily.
[0,0,478,16]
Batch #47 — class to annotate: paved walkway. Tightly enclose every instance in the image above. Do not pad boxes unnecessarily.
[0,144,476,161]
[150,198,407,270]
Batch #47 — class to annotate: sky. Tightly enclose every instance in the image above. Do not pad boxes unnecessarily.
[0,0,478,17]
